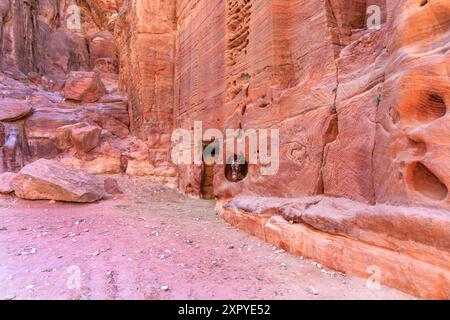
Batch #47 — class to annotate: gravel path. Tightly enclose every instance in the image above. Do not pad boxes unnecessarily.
[0,176,412,300]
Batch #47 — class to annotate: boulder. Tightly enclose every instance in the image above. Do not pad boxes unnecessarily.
[0,172,17,194]
[89,31,118,73]
[1,123,27,172]
[27,72,41,85]
[0,99,33,121]
[64,71,106,103]
[104,177,123,195]
[71,125,102,154]
[13,159,105,203]
[55,123,88,151]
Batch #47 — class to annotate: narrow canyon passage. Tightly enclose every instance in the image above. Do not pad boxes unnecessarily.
[0,177,411,300]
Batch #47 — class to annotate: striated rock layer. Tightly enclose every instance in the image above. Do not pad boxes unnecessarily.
[219,196,450,299]
[169,0,449,299]
[13,158,105,202]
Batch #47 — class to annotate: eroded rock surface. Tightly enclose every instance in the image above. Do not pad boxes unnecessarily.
[0,0,448,300]
[64,71,106,103]
[13,158,105,202]
[0,99,33,121]
[0,171,17,194]
[71,125,102,154]
[220,196,450,299]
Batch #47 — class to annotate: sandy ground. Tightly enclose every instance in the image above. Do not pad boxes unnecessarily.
[0,176,412,300]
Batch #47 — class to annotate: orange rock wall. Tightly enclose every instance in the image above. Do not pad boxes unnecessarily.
[2,1,447,210]
[0,0,448,299]
[168,0,449,211]
[116,0,176,165]
[175,0,339,199]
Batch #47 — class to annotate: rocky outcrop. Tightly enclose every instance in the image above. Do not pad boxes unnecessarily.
[172,0,449,211]
[0,71,148,178]
[220,196,450,299]
[71,125,101,154]
[0,0,91,79]
[13,158,105,202]
[115,0,176,164]
[0,99,33,121]
[89,31,119,74]
[103,177,122,195]
[0,0,448,299]
[0,171,17,193]
[170,0,450,299]
[64,71,106,103]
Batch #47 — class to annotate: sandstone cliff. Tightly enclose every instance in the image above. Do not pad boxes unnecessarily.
[0,0,449,299]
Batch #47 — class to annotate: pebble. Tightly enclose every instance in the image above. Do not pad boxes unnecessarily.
[160,285,169,291]
[2,295,15,300]
[17,246,37,256]
[227,245,235,249]
[26,284,35,290]
[306,286,319,296]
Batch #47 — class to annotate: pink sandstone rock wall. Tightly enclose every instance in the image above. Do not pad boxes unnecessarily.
[0,0,449,298]
[115,0,177,171]
[0,0,156,181]
[1,1,446,206]
[171,0,449,212]
[169,0,449,298]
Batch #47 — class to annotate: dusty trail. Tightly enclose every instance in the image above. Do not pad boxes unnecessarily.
[0,176,412,300]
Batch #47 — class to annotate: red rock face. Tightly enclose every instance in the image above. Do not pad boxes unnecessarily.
[13,158,105,202]
[172,0,449,298]
[169,0,449,212]
[64,71,107,103]
[71,125,102,154]
[0,99,33,121]
[89,31,119,73]
[115,0,176,167]
[0,171,17,193]
[220,196,450,299]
